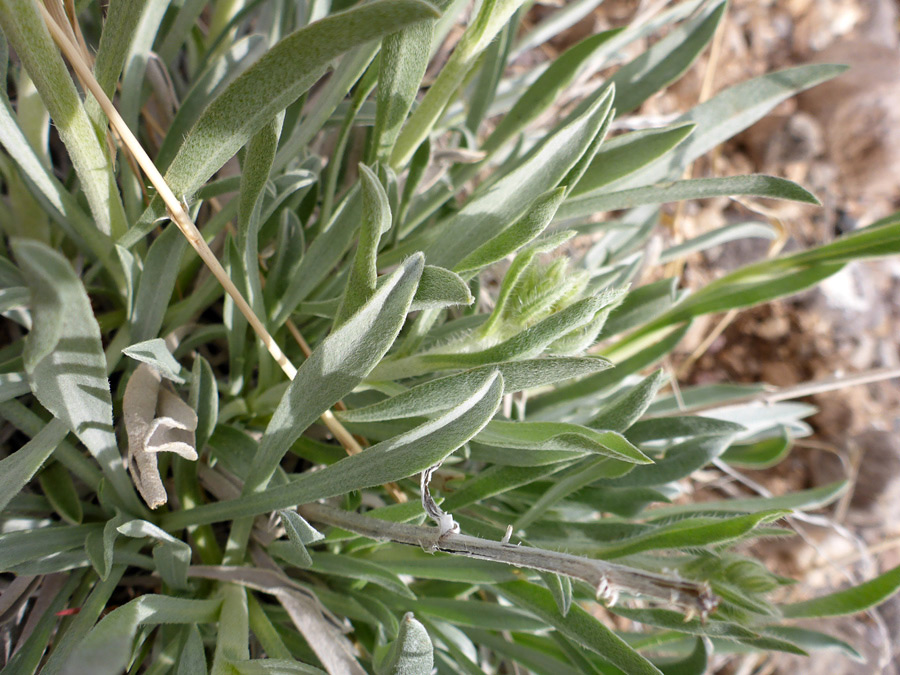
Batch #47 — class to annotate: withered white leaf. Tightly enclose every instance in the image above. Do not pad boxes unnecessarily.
[124,362,198,509]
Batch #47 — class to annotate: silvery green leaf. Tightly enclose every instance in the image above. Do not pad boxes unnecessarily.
[530,323,690,417]
[570,123,695,196]
[496,581,663,675]
[0,417,68,513]
[237,113,283,321]
[335,164,393,326]
[610,63,849,190]
[0,95,114,273]
[117,519,192,589]
[246,254,425,494]
[123,338,189,384]
[558,174,820,222]
[85,511,128,582]
[627,416,746,444]
[277,509,325,568]
[781,564,900,619]
[409,265,473,311]
[423,85,614,269]
[156,34,268,171]
[608,2,726,115]
[67,595,222,675]
[38,460,82,525]
[374,612,433,675]
[485,29,620,156]
[371,18,435,162]
[597,434,736,488]
[475,420,651,464]
[0,371,30,403]
[658,221,777,263]
[0,524,100,571]
[454,187,566,274]
[271,186,361,327]
[13,240,139,511]
[340,357,610,422]
[131,224,187,342]
[374,294,609,380]
[589,370,667,433]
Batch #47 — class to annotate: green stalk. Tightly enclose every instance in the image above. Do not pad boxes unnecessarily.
[0,0,128,239]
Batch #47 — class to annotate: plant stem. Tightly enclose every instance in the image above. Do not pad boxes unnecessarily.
[296,501,719,619]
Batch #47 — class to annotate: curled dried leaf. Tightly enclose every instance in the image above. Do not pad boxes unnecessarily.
[124,363,198,508]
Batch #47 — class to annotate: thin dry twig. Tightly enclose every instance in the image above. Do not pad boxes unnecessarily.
[297,502,720,620]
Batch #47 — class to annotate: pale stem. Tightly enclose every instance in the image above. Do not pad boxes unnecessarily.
[297,501,719,620]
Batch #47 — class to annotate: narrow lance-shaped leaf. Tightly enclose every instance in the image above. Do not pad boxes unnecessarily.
[277,509,325,568]
[594,510,787,559]
[238,113,283,318]
[596,433,736,488]
[67,595,223,675]
[558,174,820,222]
[122,0,440,246]
[658,221,776,263]
[117,519,192,589]
[656,637,708,675]
[409,265,473,311]
[781,563,900,619]
[338,356,610,423]
[161,371,503,529]
[86,0,145,126]
[372,294,609,380]
[475,420,652,464]
[122,338,189,384]
[483,28,622,156]
[211,584,249,674]
[610,63,849,190]
[608,1,726,115]
[589,369,667,433]
[155,34,268,171]
[423,85,614,269]
[274,42,381,174]
[13,240,141,511]
[245,253,425,494]
[570,123,695,196]
[374,612,434,675]
[0,418,68,514]
[270,186,362,327]
[0,74,117,278]
[454,187,566,274]
[371,14,436,162]
[39,459,83,524]
[334,164,392,326]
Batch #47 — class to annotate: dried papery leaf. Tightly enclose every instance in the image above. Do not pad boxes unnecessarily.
[146,388,198,460]
[124,363,198,508]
